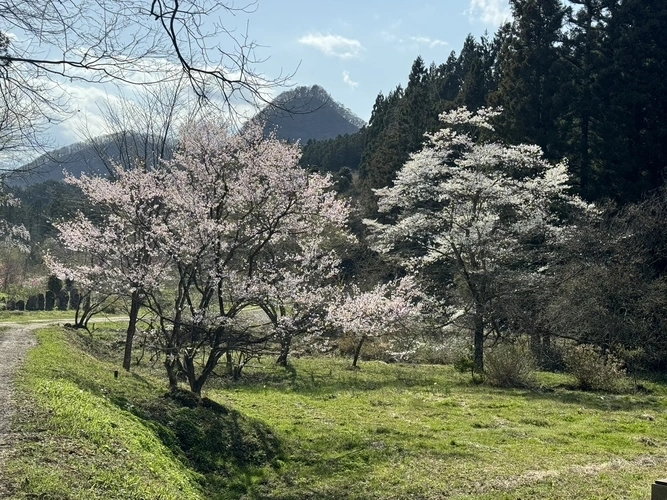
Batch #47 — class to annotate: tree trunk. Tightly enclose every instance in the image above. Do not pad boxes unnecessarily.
[165,358,179,391]
[122,289,141,371]
[276,332,292,367]
[225,350,233,375]
[352,335,366,368]
[473,302,484,373]
[530,330,541,360]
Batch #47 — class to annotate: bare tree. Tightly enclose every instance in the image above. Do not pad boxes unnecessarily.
[0,0,292,175]
[0,0,286,104]
[81,76,197,176]
[0,33,63,173]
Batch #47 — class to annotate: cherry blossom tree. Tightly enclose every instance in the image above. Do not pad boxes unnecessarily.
[145,121,350,394]
[0,192,30,253]
[251,241,343,366]
[47,165,171,370]
[328,276,423,368]
[49,119,351,394]
[366,107,592,373]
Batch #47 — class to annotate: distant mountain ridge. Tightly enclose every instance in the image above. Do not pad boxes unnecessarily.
[8,139,113,186]
[256,85,365,142]
[11,85,364,185]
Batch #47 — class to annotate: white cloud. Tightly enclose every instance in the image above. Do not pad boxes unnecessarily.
[298,33,364,59]
[410,36,449,49]
[468,0,511,25]
[342,71,358,88]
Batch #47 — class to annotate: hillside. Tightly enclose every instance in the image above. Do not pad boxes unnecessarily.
[256,85,365,142]
[8,131,168,187]
[9,86,363,185]
[8,141,112,186]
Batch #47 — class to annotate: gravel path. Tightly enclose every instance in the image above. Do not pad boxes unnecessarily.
[0,323,39,498]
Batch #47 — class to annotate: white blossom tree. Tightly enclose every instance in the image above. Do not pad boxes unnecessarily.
[366,107,592,372]
[0,192,30,253]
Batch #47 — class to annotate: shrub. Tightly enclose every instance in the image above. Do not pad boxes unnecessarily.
[57,290,69,311]
[484,340,537,388]
[561,343,627,392]
[25,295,39,311]
[47,274,63,294]
[45,290,56,311]
[410,335,471,365]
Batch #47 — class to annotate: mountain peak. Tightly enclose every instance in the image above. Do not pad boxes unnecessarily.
[256,85,365,142]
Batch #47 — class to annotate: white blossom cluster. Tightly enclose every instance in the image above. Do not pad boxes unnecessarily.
[367,107,592,274]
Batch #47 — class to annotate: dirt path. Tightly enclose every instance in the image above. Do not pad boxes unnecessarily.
[0,323,39,497]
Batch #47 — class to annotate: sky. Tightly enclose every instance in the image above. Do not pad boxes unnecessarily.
[49,0,512,149]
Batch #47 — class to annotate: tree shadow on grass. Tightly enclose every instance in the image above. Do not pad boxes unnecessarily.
[218,361,459,397]
[520,385,663,412]
[128,390,285,499]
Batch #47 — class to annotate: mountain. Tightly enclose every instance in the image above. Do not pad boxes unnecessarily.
[256,85,366,142]
[8,132,173,187]
[10,86,364,185]
[8,140,112,187]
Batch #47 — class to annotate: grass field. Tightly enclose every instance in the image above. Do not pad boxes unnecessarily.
[5,325,667,499]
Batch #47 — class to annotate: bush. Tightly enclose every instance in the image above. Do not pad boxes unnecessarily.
[47,274,63,294]
[411,335,471,365]
[484,340,537,388]
[561,343,627,392]
[25,295,39,311]
[45,290,55,311]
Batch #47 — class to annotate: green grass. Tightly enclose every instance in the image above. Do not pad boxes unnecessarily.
[6,326,667,499]
[0,309,82,323]
[209,359,667,499]
[5,328,283,499]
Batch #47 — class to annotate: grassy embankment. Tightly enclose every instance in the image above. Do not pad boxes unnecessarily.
[5,323,667,499]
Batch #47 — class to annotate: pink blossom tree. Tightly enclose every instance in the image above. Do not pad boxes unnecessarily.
[145,121,350,394]
[47,165,171,370]
[250,241,343,366]
[50,120,351,394]
[328,276,423,368]
[366,107,593,373]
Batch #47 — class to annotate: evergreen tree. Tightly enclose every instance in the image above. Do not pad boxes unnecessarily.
[455,34,497,111]
[356,86,407,216]
[490,0,568,159]
[595,0,667,202]
[561,0,610,200]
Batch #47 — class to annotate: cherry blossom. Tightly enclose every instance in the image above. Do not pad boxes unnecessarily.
[328,276,423,367]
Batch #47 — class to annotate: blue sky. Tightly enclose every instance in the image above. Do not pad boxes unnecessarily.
[243,0,511,122]
[50,0,511,148]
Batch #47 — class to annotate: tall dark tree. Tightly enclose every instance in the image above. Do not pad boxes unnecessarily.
[357,86,407,216]
[490,0,567,159]
[561,0,610,200]
[455,34,498,111]
[594,0,667,202]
